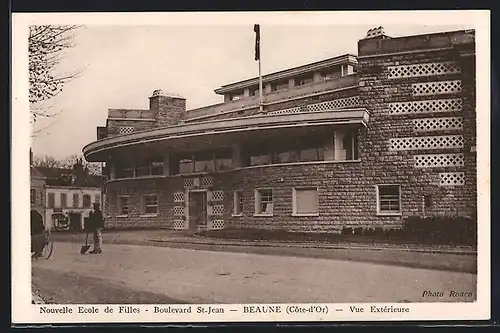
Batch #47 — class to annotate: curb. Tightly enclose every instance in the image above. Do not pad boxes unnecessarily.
[145,237,477,255]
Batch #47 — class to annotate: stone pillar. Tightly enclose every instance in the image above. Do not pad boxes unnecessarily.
[244,88,250,97]
[163,154,170,176]
[265,83,272,94]
[231,144,243,168]
[313,72,323,82]
[288,78,295,89]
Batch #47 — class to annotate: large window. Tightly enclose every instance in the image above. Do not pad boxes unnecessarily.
[142,195,158,215]
[233,191,243,215]
[377,185,401,215]
[194,151,215,172]
[83,194,91,208]
[293,188,319,216]
[135,157,164,177]
[30,189,36,205]
[334,130,359,161]
[215,149,232,171]
[60,193,67,208]
[115,161,134,178]
[255,189,273,216]
[47,193,55,208]
[118,196,129,215]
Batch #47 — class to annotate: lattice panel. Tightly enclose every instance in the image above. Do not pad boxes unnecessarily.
[173,192,185,202]
[184,178,194,188]
[439,172,465,186]
[201,177,213,187]
[413,117,463,132]
[268,106,302,115]
[389,135,465,151]
[173,220,186,229]
[209,204,224,216]
[414,153,465,168]
[412,80,462,96]
[117,126,134,135]
[388,62,461,79]
[307,96,360,112]
[173,206,185,216]
[389,98,462,115]
[209,190,224,201]
[209,219,225,230]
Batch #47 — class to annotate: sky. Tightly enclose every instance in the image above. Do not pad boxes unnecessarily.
[28,19,475,160]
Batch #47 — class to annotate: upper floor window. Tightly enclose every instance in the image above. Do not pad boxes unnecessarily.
[72,193,79,208]
[60,193,67,208]
[215,149,232,171]
[134,157,164,177]
[47,193,55,208]
[115,161,134,178]
[194,151,215,172]
[334,130,359,161]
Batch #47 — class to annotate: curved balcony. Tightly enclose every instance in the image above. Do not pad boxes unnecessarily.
[83,108,369,162]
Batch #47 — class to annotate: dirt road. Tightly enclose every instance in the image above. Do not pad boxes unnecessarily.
[32,242,476,304]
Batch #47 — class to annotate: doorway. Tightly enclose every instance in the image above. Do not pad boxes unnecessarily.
[68,212,82,231]
[188,191,207,229]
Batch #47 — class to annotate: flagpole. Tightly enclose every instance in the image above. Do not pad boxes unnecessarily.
[258,55,263,113]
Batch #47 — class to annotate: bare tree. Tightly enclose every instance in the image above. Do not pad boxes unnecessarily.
[29,25,82,125]
[60,154,102,176]
[31,155,63,168]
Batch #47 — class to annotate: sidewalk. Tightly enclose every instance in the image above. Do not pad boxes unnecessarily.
[148,233,476,255]
[50,230,477,273]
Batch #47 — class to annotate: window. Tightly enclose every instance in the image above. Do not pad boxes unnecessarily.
[151,157,164,175]
[94,194,101,205]
[72,193,79,208]
[60,193,67,208]
[115,161,134,178]
[233,191,243,215]
[377,185,401,215]
[47,193,55,208]
[194,151,215,172]
[142,195,158,215]
[293,188,319,215]
[83,194,91,208]
[215,149,232,171]
[118,196,129,215]
[30,189,36,205]
[334,130,359,161]
[255,189,273,215]
[135,159,150,177]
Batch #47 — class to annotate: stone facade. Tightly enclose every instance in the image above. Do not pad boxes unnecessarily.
[87,28,477,233]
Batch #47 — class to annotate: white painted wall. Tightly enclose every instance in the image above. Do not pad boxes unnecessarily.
[44,186,102,230]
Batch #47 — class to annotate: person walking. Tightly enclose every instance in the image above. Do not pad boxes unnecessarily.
[88,203,104,254]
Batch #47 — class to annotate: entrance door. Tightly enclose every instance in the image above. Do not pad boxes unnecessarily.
[69,212,82,231]
[188,192,207,229]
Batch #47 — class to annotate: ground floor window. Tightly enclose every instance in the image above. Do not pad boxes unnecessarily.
[118,196,129,215]
[83,194,91,208]
[142,195,158,215]
[30,189,36,205]
[255,189,273,215]
[293,187,319,215]
[377,185,401,214]
[233,190,243,215]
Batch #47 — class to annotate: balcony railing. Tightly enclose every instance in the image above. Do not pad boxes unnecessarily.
[185,74,358,120]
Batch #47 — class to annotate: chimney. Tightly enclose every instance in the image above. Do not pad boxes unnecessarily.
[29,148,33,166]
[364,26,390,39]
[149,89,187,127]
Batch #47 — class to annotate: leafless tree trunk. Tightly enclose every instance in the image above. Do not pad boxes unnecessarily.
[29,25,83,130]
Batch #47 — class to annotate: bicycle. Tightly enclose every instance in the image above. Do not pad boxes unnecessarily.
[32,229,54,260]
